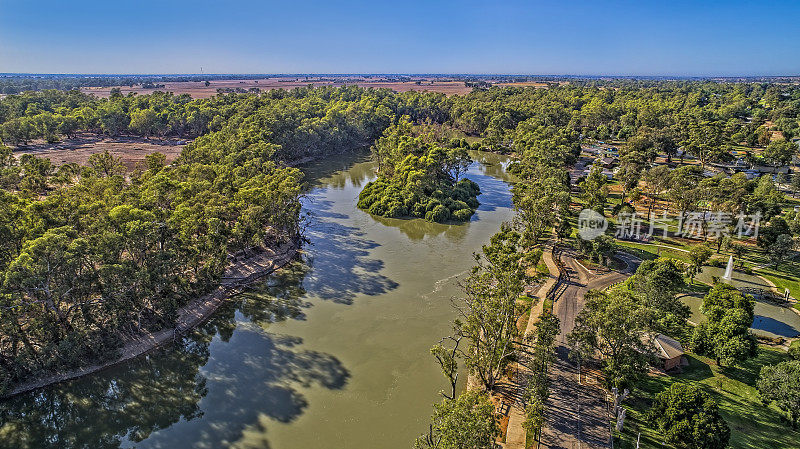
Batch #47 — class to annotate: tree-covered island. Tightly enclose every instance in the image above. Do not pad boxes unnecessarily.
[357,119,480,223]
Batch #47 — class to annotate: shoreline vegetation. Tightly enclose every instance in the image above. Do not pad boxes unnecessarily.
[357,119,481,223]
[1,239,300,399]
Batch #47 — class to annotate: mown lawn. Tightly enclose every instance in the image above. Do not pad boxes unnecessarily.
[616,241,692,263]
[615,348,799,449]
[753,262,800,310]
[739,250,800,310]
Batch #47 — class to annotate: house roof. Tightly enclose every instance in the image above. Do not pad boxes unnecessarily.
[653,334,684,360]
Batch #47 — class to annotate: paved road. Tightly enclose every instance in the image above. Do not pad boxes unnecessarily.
[539,249,637,449]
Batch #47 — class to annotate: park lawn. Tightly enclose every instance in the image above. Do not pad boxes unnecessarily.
[517,296,534,333]
[615,348,799,449]
[754,264,800,310]
[617,241,692,263]
[535,257,549,277]
[543,297,554,314]
[739,250,800,309]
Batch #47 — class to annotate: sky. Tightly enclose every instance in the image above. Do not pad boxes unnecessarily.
[0,0,797,76]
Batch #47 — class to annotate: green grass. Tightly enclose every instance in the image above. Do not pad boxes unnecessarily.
[535,257,549,277]
[685,281,712,295]
[616,241,692,263]
[733,247,800,302]
[517,296,535,333]
[753,262,800,300]
[615,348,799,449]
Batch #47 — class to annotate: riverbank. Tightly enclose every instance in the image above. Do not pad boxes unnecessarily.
[2,239,301,399]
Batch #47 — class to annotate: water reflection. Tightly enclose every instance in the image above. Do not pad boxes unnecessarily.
[138,331,348,449]
[301,151,374,190]
[469,151,515,183]
[0,260,349,449]
[0,335,210,449]
[370,214,470,241]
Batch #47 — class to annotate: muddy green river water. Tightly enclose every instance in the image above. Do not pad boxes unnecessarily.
[0,151,515,449]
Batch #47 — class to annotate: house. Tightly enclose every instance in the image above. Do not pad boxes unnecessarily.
[600,157,616,168]
[653,334,684,371]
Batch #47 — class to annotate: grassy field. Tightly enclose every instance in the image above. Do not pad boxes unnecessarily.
[755,263,800,311]
[737,249,800,310]
[616,241,692,263]
[615,348,799,449]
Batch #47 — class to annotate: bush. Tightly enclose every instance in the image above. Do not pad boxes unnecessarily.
[449,200,469,212]
[411,202,427,217]
[708,258,726,268]
[425,204,451,223]
[386,201,407,218]
[452,208,474,221]
[425,198,442,212]
[368,201,387,216]
[790,340,800,360]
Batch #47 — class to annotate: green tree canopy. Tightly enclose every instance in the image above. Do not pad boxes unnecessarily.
[648,383,730,449]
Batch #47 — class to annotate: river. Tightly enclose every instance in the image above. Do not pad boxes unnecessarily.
[0,151,515,449]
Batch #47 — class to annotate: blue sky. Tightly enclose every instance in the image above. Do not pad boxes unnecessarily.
[0,0,797,76]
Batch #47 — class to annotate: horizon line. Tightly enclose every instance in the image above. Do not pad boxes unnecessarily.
[1,73,799,79]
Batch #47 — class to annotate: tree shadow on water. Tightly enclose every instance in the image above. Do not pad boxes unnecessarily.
[302,216,399,304]
[137,330,349,449]
[0,335,212,449]
[752,315,800,338]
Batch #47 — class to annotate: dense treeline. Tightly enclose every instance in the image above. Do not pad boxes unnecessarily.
[0,75,282,95]
[5,80,800,154]
[0,143,303,394]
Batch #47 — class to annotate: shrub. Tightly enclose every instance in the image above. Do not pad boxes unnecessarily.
[368,201,387,216]
[449,200,469,212]
[452,208,474,222]
[790,340,800,360]
[386,201,407,218]
[425,204,451,223]
[425,198,442,212]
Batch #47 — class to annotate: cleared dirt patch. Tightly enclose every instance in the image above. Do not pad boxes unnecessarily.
[12,134,186,170]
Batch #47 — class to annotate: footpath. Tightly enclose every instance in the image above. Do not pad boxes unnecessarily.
[501,242,561,448]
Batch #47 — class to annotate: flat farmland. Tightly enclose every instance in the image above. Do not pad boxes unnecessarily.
[80,77,556,98]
